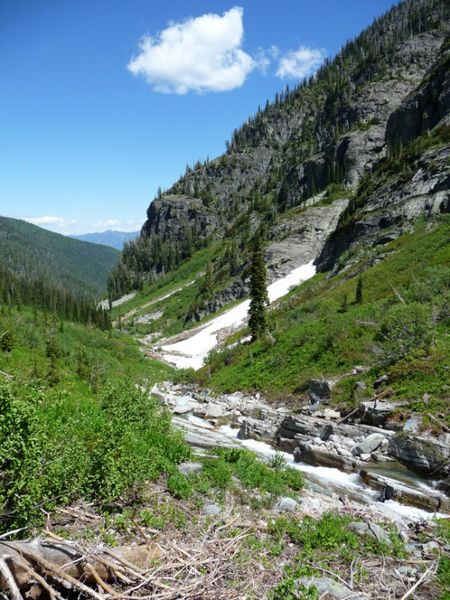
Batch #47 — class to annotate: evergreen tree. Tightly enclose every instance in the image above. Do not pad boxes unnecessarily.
[355,275,363,304]
[200,262,214,301]
[248,236,269,341]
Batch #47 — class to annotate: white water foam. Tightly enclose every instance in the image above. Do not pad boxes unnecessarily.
[217,425,448,522]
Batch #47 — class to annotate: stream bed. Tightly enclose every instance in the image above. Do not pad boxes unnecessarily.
[154,382,449,524]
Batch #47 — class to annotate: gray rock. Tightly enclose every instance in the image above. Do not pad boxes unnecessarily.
[422,541,440,554]
[295,576,366,600]
[201,502,221,516]
[348,521,391,544]
[172,396,197,414]
[308,379,335,401]
[352,433,386,456]
[388,433,450,476]
[177,461,203,476]
[403,414,423,433]
[204,402,224,419]
[275,497,298,512]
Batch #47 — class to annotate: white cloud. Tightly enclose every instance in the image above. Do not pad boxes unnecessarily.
[254,45,279,74]
[276,45,326,80]
[127,7,256,94]
[26,216,77,229]
[23,216,142,235]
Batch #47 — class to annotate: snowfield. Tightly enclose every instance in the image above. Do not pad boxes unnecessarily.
[159,261,316,370]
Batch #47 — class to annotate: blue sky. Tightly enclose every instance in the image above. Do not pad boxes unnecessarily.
[1,0,398,234]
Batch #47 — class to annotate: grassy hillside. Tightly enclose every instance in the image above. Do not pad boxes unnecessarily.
[199,216,450,420]
[0,216,119,297]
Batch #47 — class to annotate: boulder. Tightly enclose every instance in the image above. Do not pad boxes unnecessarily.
[204,402,225,419]
[352,433,386,456]
[201,502,221,516]
[359,400,408,427]
[295,577,366,600]
[294,443,360,473]
[388,434,450,476]
[172,396,197,414]
[275,497,298,513]
[348,521,391,544]
[308,379,335,402]
[359,470,450,513]
[177,461,203,476]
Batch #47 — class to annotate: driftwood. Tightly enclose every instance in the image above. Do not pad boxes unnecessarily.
[0,539,162,599]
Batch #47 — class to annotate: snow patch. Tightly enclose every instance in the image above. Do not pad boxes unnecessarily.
[160,261,316,369]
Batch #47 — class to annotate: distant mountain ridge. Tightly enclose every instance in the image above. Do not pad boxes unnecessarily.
[71,230,140,250]
[0,216,120,298]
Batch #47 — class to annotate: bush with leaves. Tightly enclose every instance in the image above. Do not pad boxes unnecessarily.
[376,302,433,365]
[0,380,190,530]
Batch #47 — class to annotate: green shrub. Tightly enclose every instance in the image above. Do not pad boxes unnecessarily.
[167,471,193,499]
[201,459,233,489]
[0,380,190,530]
[377,302,433,364]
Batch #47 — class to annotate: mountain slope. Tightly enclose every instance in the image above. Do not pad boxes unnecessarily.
[71,230,139,250]
[109,0,449,302]
[0,216,119,298]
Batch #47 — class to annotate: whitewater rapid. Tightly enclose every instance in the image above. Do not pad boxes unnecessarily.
[160,261,316,370]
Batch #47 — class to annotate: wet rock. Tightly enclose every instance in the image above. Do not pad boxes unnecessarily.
[238,417,279,444]
[275,497,298,512]
[201,502,221,516]
[294,443,360,473]
[178,461,203,476]
[352,433,386,456]
[360,469,450,513]
[295,577,366,600]
[204,403,224,419]
[403,414,423,434]
[388,433,450,477]
[348,521,391,544]
[308,379,335,402]
[172,396,197,414]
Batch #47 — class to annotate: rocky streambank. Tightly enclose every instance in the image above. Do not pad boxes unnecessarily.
[152,380,450,517]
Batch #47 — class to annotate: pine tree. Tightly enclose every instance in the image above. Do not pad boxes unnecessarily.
[248,235,269,341]
[355,275,363,304]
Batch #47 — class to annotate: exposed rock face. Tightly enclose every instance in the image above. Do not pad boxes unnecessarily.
[318,36,450,272]
[266,200,349,279]
[142,195,219,243]
[386,38,450,150]
[388,433,450,476]
[139,4,448,277]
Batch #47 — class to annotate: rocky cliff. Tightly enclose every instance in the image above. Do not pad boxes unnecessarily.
[111,0,449,299]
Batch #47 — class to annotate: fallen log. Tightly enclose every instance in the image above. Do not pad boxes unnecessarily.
[0,539,162,598]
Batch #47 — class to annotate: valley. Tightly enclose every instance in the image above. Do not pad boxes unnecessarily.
[0,0,449,597]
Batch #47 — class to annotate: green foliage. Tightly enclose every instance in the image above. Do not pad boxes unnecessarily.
[0,380,189,530]
[271,513,359,554]
[272,579,318,600]
[203,218,450,416]
[216,448,304,495]
[0,216,119,298]
[249,236,269,341]
[438,556,450,593]
[167,471,193,499]
[377,302,433,365]
[0,329,15,352]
